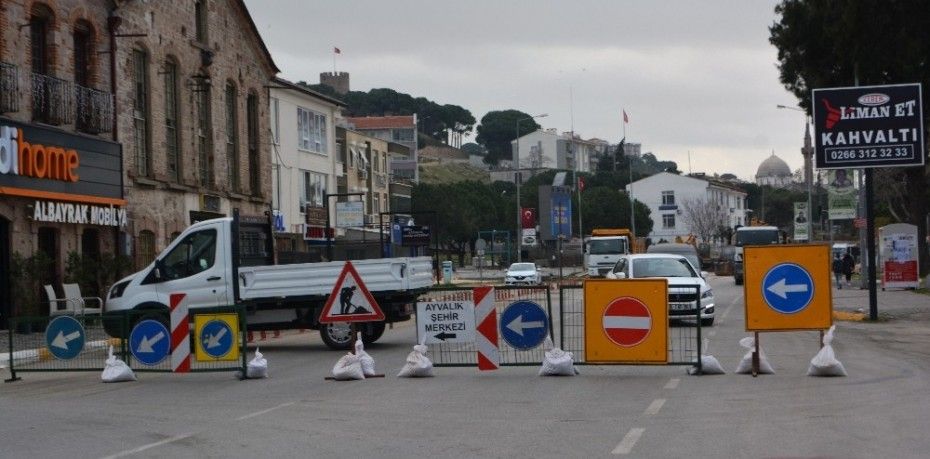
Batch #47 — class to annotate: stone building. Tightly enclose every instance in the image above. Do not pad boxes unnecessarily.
[113,0,277,268]
[0,0,277,325]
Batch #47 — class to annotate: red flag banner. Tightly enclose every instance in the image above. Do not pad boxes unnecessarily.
[578,176,586,193]
[334,47,341,54]
[623,110,629,124]
[521,208,536,229]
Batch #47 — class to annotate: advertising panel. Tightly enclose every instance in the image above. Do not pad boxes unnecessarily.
[812,83,924,169]
[335,201,364,228]
[827,169,857,220]
[538,185,572,241]
[401,225,431,246]
[793,202,809,241]
[880,223,919,289]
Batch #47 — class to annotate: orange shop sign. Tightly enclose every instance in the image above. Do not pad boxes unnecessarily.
[0,126,79,182]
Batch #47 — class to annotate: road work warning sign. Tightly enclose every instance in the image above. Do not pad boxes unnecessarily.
[416,300,476,344]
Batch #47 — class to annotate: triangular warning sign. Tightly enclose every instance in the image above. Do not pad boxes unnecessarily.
[319,261,385,323]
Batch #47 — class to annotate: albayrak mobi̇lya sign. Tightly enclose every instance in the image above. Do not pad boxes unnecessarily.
[32,200,127,227]
[812,83,924,169]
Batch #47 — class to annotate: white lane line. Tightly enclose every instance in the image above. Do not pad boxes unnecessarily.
[612,428,645,455]
[720,295,740,320]
[236,402,296,421]
[643,398,666,416]
[100,433,195,459]
[664,378,680,389]
[708,330,717,337]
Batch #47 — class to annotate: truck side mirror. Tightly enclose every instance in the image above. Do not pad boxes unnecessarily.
[153,259,165,282]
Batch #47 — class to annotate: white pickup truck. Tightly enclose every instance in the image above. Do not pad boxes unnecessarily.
[104,211,434,349]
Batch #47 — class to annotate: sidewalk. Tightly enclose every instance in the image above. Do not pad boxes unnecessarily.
[830,284,930,320]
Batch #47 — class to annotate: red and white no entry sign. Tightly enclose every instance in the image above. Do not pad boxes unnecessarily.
[602,297,652,347]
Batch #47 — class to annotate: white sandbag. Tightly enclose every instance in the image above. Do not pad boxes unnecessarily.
[734,336,775,375]
[101,346,136,383]
[538,347,579,376]
[807,326,847,377]
[246,347,268,379]
[689,354,726,375]
[355,338,377,377]
[397,343,434,378]
[332,353,365,381]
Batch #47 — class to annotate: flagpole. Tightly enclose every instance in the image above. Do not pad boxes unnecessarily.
[624,109,636,241]
[333,50,337,74]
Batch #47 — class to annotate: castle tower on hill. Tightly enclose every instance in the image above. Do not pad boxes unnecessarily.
[320,72,350,95]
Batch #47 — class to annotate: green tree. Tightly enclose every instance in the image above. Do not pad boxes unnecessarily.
[578,186,653,237]
[770,0,930,275]
[475,110,541,165]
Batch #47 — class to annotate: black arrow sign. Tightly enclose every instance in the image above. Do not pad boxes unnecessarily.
[434,332,457,341]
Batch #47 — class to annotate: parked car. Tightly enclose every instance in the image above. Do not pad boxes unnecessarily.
[505,262,543,285]
[605,253,715,326]
[646,243,702,271]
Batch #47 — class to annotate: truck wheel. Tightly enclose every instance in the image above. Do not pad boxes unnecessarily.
[320,322,354,350]
[361,322,386,345]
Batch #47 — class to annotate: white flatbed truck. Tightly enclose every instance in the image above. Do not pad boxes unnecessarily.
[103,211,434,349]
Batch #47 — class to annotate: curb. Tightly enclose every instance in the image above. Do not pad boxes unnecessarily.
[1,337,121,370]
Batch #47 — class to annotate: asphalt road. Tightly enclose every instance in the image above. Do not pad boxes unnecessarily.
[2,276,929,458]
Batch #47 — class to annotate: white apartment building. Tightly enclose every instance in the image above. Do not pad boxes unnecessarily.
[510,129,596,173]
[269,78,345,246]
[627,172,748,243]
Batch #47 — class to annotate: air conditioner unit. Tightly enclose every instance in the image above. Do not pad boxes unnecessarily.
[200,194,221,212]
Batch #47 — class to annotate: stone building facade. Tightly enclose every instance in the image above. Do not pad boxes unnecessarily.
[113,0,277,268]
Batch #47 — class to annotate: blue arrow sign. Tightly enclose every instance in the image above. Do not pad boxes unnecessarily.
[500,300,549,350]
[45,316,85,360]
[762,263,815,314]
[199,319,234,359]
[130,320,170,366]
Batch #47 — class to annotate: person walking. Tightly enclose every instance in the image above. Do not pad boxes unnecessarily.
[842,253,855,288]
[832,254,844,289]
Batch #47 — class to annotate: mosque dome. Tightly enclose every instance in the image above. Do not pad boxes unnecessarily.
[756,153,792,179]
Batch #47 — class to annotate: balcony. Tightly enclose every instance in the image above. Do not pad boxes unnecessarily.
[32,73,74,125]
[0,62,18,113]
[75,84,113,134]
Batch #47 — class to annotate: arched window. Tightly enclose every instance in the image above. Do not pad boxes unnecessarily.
[195,75,214,187]
[30,4,54,76]
[164,58,181,182]
[73,21,94,87]
[132,48,151,176]
[225,82,239,192]
[247,91,260,195]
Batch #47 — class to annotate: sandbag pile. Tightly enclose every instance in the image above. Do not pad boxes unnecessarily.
[101,346,136,383]
[397,343,434,378]
[538,337,578,376]
[734,336,775,375]
[354,338,378,377]
[246,347,269,379]
[807,325,847,377]
[332,353,366,381]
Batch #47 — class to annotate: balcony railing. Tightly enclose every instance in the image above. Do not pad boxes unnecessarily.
[32,73,74,126]
[75,84,114,134]
[0,62,18,113]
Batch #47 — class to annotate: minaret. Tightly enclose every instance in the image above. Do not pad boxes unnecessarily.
[802,122,813,193]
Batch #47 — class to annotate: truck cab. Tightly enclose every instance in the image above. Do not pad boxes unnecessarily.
[733,225,783,285]
[585,229,633,277]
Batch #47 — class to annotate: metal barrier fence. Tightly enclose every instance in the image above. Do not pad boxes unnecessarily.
[6,305,248,381]
[559,284,703,367]
[415,283,703,371]
[417,285,552,367]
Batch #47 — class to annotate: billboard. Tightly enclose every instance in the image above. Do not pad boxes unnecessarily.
[880,223,919,289]
[538,185,572,241]
[812,83,924,169]
[793,202,809,241]
[335,201,364,228]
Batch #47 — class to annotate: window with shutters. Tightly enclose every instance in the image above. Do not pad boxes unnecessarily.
[164,60,181,182]
[225,83,239,192]
[132,49,151,177]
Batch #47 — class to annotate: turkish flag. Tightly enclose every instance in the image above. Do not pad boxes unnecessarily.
[622,109,629,124]
[578,176,585,193]
[334,47,341,54]
[521,208,536,229]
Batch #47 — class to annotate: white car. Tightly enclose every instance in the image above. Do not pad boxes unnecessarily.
[605,254,715,326]
[505,262,543,285]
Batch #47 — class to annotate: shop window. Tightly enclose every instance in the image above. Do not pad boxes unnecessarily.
[37,227,59,286]
[137,230,155,269]
[81,229,100,261]
[225,82,239,192]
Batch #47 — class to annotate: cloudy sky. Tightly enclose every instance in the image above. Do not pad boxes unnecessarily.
[244,0,806,181]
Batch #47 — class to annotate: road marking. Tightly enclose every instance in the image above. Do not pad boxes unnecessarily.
[100,433,194,459]
[612,428,645,455]
[664,378,680,389]
[708,330,717,337]
[643,398,666,416]
[720,295,740,321]
[235,402,296,421]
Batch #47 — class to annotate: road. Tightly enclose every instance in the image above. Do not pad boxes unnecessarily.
[2,275,929,458]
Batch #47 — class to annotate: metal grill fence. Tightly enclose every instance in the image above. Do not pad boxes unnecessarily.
[417,285,552,367]
[417,282,703,370]
[6,306,248,381]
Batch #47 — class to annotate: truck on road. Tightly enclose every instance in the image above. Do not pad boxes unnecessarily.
[733,225,783,285]
[103,211,434,349]
[585,228,635,277]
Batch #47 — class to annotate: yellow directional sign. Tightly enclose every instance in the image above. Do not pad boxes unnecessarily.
[194,313,240,362]
[744,244,833,331]
[584,279,668,363]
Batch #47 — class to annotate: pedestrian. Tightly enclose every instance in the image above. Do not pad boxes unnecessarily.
[842,253,855,287]
[832,255,844,289]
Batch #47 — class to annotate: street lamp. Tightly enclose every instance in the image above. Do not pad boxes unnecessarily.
[514,113,548,262]
[776,104,813,242]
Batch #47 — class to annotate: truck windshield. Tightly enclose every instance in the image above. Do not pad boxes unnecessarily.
[589,239,626,254]
[736,230,780,246]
